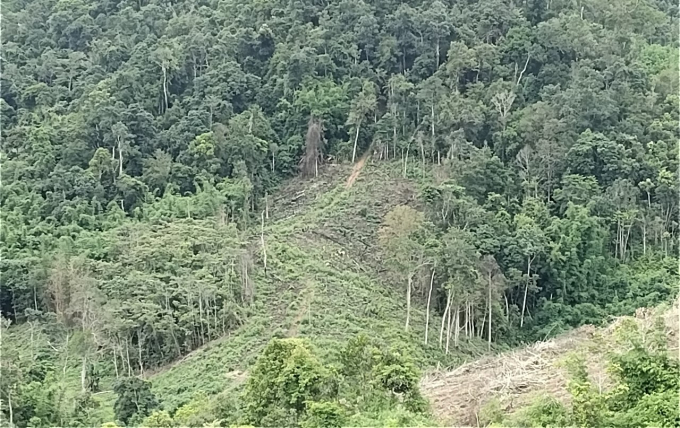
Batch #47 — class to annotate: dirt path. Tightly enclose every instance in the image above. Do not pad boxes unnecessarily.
[346,150,371,188]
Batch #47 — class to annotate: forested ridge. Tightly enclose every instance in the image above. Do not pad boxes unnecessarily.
[1,0,678,425]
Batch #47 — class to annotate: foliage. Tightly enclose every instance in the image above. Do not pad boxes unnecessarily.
[141,410,173,428]
[499,316,680,427]
[299,401,346,428]
[239,335,428,427]
[241,338,330,426]
[1,0,678,424]
[112,377,158,425]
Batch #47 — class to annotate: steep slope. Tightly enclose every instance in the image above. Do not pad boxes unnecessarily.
[146,161,484,409]
[1,161,489,423]
[420,300,679,426]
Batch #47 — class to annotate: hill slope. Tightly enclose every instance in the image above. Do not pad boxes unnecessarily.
[148,161,486,409]
[0,161,486,423]
[421,300,679,426]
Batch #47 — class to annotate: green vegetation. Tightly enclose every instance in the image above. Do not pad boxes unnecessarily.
[491,315,680,427]
[1,0,678,425]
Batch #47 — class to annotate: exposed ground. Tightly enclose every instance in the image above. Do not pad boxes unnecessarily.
[5,160,677,423]
[148,161,482,409]
[420,300,680,426]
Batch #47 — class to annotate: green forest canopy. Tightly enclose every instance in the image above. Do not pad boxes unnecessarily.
[1,0,679,425]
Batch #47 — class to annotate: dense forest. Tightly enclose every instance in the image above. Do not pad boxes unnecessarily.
[1,0,678,425]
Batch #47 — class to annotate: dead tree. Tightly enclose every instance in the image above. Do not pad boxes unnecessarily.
[300,117,324,178]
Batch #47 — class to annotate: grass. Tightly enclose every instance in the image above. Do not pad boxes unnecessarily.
[148,161,487,409]
[4,160,489,420]
[1,322,117,423]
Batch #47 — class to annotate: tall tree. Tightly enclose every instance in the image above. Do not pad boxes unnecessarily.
[379,205,429,332]
[347,80,377,163]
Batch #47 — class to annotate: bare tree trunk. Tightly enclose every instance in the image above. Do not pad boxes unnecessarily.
[113,352,119,378]
[81,356,87,392]
[479,308,486,339]
[470,305,475,336]
[464,300,468,337]
[516,54,530,86]
[504,293,509,322]
[205,298,212,340]
[393,121,398,161]
[454,306,460,347]
[615,218,621,259]
[138,335,144,375]
[213,299,218,338]
[125,339,132,375]
[352,121,361,163]
[405,274,412,331]
[8,390,13,426]
[445,298,453,354]
[117,138,123,176]
[162,66,168,112]
[419,136,426,176]
[425,268,435,344]
[198,296,205,343]
[261,211,267,275]
[403,142,410,177]
[265,193,269,219]
[521,256,532,327]
[431,103,436,160]
[29,322,35,360]
[642,219,646,255]
[439,291,451,348]
[488,276,492,351]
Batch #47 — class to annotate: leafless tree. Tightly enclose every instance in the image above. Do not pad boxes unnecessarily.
[300,118,324,178]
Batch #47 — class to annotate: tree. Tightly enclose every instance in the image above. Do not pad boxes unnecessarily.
[2,0,679,421]
[385,74,415,160]
[152,41,179,114]
[416,76,446,166]
[347,80,377,163]
[478,255,505,349]
[241,339,329,426]
[438,227,480,352]
[141,410,173,427]
[109,122,133,177]
[379,206,428,332]
[113,377,158,425]
[300,118,324,178]
[420,1,452,71]
[511,209,547,328]
[300,402,346,428]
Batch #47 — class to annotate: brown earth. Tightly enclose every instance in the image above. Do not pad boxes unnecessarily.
[420,300,679,426]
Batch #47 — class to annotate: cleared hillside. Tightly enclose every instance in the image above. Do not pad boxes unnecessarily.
[148,161,490,409]
[421,300,680,426]
[0,161,476,418]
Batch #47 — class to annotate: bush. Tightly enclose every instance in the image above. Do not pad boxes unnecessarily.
[113,377,158,425]
[300,401,346,428]
[241,339,329,426]
[141,410,173,427]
